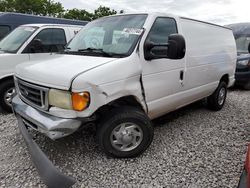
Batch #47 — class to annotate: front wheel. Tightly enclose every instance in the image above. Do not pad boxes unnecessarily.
[207,81,227,111]
[0,80,16,113]
[97,106,154,158]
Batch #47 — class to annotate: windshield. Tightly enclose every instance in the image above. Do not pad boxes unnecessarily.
[66,14,147,57]
[235,35,250,54]
[0,26,37,53]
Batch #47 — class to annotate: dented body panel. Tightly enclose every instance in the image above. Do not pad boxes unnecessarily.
[12,13,237,187]
[13,12,237,124]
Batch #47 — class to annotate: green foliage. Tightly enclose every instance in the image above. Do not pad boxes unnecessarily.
[45,0,64,17]
[63,8,94,21]
[0,0,64,16]
[0,1,119,20]
[93,6,117,19]
[64,6,117,21]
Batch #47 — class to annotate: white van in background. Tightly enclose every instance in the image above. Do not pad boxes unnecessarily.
[0,24,83,112]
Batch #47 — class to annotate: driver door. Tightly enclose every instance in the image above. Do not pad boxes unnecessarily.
[141,17,186,118]
[22,28,67,61]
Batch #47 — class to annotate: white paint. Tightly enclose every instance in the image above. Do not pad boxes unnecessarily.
[15,13,237,120]
[0,24,83,81]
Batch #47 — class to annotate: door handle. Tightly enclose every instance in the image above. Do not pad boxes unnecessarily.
[180,70,184,86]
[180,70,184,81]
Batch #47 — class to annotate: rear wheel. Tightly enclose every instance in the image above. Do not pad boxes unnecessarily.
[97,106,154,158]
[0,80,16,113]
[207,81,227,111]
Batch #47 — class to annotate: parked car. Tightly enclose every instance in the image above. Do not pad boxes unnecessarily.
[12,13,237,187]
[0,12,88,40]
[227,23,250,90]
[238,144,250,188]
[0,24,83,112]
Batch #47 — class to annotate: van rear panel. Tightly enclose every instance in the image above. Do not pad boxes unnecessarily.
[179,18,237,90]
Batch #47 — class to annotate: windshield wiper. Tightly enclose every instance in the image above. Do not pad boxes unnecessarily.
[77,48,112,57]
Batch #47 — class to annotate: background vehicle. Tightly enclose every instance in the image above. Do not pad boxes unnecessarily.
[238,144,250,188]
[12,13,237,187]
[0,24,83,112]
[0,12,88,40]
[227,23,250,90]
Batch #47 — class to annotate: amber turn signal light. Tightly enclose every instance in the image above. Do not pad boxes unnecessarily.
[72,92,90,111]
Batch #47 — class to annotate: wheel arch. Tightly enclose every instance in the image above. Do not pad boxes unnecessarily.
[220,74,229,86]
[95,95,147,119]
[0,75,14,86]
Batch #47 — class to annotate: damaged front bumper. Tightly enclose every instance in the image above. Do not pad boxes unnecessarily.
[15,116,76,187]
[12,96,82,140]
[12,96,82,187]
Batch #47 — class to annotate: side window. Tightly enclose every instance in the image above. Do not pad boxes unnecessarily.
[24,28,67,53]
[0,26,10,40]
[147,17,178,44]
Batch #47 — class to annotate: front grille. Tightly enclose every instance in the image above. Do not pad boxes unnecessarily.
[15,78,49,110]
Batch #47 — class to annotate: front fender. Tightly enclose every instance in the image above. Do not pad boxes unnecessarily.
[73,75,146,118]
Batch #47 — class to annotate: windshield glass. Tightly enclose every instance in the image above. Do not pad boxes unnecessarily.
[0,26,37,53]
[66,14,147,57]
[235,35,250,54]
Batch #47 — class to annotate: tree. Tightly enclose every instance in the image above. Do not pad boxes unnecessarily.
[0,0,14,12]
[0,0,64,16]
[64,8,94,21]
[93,6,117,19]
[63,6,118,21]
[0,1,119,20]
[45,0,64,17]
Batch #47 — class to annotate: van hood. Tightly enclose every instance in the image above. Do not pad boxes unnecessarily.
[15,54,117,90]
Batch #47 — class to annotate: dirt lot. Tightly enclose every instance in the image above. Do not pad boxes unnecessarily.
[0,89,249,188]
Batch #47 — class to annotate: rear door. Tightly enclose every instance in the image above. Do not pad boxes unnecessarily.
[141,17,186,118]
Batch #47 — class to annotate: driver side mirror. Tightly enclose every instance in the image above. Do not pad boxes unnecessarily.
[248,43,250,53]
[144,34,186,60]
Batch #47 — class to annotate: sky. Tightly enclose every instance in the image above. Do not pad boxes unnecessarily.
[58,0,250,25]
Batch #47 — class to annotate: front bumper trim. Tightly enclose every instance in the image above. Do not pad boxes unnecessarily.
[16,115,76,188]
[12,96,82,140]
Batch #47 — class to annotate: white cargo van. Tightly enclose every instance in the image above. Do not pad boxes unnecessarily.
[12,13,236,187]
[0,24,83,112]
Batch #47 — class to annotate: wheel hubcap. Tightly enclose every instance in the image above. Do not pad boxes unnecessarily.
[110,123,143,152]
[218,87,226,105]
[4,87,16,107]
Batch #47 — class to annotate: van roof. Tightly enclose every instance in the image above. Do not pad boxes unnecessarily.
[21,23,84,28]
[226,23,250,37]
[102,12,230,30]
[0,12,88,26]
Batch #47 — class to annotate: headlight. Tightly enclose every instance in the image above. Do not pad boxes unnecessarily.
[49,89,90,111]
[237,60,250,66]
[49,89,72,110]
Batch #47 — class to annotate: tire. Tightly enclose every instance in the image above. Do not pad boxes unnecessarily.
[243,81,250,90]
[0,80,16,113]
[97,106,154,158]
[207,81,227,111]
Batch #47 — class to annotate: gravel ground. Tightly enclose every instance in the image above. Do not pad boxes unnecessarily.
[0,89,249,188]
